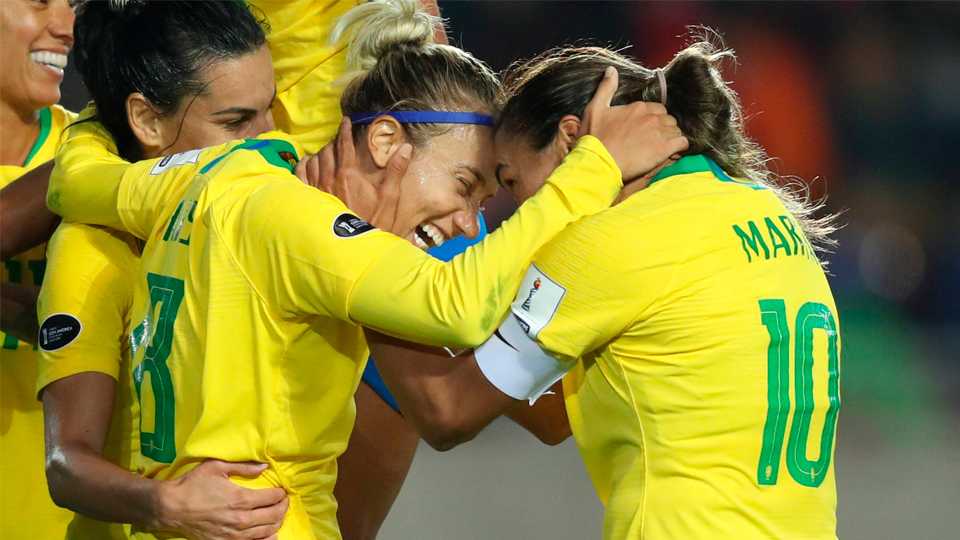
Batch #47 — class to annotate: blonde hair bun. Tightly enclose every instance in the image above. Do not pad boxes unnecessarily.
[332,0,439,71]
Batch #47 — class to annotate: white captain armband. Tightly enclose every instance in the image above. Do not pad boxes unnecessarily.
[474,313,570,404]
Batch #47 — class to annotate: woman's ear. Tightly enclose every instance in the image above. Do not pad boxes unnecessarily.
[551,114,581,158]
[366,115,407,168]
[126,93,165,153]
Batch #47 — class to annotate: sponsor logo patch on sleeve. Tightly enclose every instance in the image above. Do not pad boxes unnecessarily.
[332,213,376,238]
[511,264,566,338]
[38,313,83,352]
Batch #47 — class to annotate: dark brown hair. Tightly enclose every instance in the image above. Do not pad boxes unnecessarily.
[73,0,267,161]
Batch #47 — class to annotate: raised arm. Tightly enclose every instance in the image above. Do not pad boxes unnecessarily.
[46,114,129,231]
[246,68,686,348]
[347,134,621,347]
[46,111,287,240]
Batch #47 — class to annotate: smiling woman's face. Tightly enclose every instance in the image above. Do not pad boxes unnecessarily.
[394,125,498,250]
[144,44,277,159]
[0,0,75,115]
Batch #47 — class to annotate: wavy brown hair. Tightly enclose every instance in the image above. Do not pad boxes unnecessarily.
[497,30,839,262]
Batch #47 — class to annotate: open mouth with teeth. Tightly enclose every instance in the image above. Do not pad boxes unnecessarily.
[410,223,447,250]
[30,51,68,75]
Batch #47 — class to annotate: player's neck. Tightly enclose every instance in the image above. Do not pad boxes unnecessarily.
[355,148,387,188]
[614,157,674,204]
[0,101,40,166]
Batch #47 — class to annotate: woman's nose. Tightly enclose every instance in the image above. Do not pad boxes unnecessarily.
[48,1,76,48]
[452,211,479,239]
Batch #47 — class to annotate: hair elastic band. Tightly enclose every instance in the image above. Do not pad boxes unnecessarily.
[349,111,495,126]
[655,68,667,106]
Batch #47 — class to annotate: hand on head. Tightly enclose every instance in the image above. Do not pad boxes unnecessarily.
[579,66,689,182]
[297,118,412,236]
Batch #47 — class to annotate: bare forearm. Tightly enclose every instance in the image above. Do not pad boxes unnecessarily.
[0,160,59,259]
[43,374,285,537]
[0,283,39,343]
[505,381,571,445]
[43,373,165,529]
[366,330,515,450]
[46,443,161,527]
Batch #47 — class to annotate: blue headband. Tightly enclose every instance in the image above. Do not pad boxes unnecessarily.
[349,111,495,126]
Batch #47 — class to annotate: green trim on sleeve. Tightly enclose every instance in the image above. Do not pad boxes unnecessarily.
[22,107,52,167]
[199,138,300,175]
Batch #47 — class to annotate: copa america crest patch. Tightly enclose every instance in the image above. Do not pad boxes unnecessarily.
[38,313,83,352]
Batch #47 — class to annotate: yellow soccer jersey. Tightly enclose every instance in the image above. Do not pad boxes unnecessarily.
[249,0,358,152]
[0,104,76,538]
[48,118,622,538]
[36,222,141,540]
[510,155,840,540]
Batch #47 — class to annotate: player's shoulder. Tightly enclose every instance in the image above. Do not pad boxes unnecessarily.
[49,103,78,131]
[211,162,355,246]
[57,104,119,154]
[48,223,140,273]
[24,104,80,166]
[200,132,302,178]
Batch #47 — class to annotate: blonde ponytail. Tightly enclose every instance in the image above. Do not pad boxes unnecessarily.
[334,0,500,147]
[332,0,438,72]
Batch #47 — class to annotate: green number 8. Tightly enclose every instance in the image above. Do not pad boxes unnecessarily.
[132,273,184,464]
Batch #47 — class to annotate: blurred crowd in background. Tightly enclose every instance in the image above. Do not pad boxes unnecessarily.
[55,2,957,537]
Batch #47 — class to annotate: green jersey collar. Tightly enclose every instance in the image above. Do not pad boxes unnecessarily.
[649,153,762,189]
[23,107,52,167]
[650,154,712,184]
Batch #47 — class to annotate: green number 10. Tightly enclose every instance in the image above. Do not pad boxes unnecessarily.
[132,273,184,464]
[757,299,840,488]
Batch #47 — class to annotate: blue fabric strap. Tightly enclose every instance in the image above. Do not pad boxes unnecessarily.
[349,111,494,126]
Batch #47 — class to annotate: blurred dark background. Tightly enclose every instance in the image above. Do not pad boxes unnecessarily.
[440,0,960,443]
[57,1,959,537]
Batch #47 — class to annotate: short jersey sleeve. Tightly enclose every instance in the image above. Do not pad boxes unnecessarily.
[36,223,140,395]
[509,211,653,363]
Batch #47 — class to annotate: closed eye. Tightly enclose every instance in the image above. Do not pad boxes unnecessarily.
[457,175,475,194]
[222,115,253,131]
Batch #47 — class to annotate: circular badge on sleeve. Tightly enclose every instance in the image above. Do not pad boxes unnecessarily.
[332,213,375,238]
[38,313,83,352]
